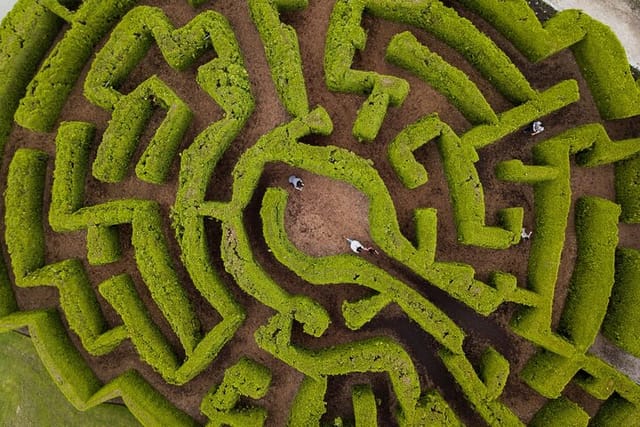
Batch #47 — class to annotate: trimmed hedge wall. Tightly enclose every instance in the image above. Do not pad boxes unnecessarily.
[440,349,522,426]
[15,0,137,131]
[94,76,193,184]
[260,186,465,353]
[456,0,640,120]
[49,121,202,358]
[324,0,408,141]
[386,31,498,126]
[365,0,536,102]
[558,197,620,352]
[0,0,61,150]
[602,248,640,357]
[529,397,589,427]
[248,0,309,118]
[387,114,442,189]
[255,312,426,425]
[200,357,271,425]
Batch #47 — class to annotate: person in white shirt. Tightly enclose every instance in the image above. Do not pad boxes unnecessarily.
[346,238,365,253]
[527,120,544,136]
[521,227,533,240]
[288,175,304,190]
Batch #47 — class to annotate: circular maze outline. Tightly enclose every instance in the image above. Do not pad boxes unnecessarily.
[1,0,640,425]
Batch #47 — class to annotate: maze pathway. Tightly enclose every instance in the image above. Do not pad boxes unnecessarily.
[1,1,640,425]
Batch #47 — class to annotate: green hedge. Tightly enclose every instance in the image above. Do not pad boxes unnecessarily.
[85,6,253,116]
[440,349,522,425]
[260,186,464,353]
[438,123,520,249]
[590,394,640,426]
[616,155,640,223]
[462,80,580,151]
[558,197,620,351]
[352,384,377,426]
[99,274,179,379]
[248,0,309,117]
[507,128,592,350]
[255,312,426,425]
[94,76,192,184]
[4,149,47,280]
[15,0,136,131]
[386,31,498,126]
[200,357,271,425]
[324,0,408,141]
[288,376,328,426]
[48,121,202,360]
[529,397,589,427]
[456,0,640,120]
[387,114,442,189]
[365,0,535,103]
[602,248,640,357]
[0,0,61,150]
[479,347,509,402]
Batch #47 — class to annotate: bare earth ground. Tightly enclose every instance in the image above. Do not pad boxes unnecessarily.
[2,0,640,425]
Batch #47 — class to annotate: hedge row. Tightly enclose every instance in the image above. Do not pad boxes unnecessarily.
[615,156,640,223]
[5,147,128,355]
[0,0,61,316]
[602,248,640,357]
[529,397,589,427]
[386,31,498,126]
[496,126,640,421]
[440,349,522,426]
[0,0,61,152]
[14,0,136,131]
[0,310,196,426]
[260,187,465,354]
[438,121,521,249]
[558,197,620,352]
[248,0,309,117]
[4,148,47,280]
[207,107,512,315]
[506,128,594,351]
[99,274,180,380]
[288,376,328,426]
[461,80,580,150]
[456,0,640,120]
[94,76,193,184]
[365,0,536,103]
[49,121,201,359]
[352,384,377,426]
[255,312,428,425]
[387,114,442,189]
[324,0,409,141]
[85,6,253,116]
[200,357,271,425]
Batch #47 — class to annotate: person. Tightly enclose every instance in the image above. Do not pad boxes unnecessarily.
[345,238,365,253]
[521,227,532,240]
[288,175,304,191]
[526,120,544,136]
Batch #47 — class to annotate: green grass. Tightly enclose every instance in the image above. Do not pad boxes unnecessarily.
[0,331,139,427]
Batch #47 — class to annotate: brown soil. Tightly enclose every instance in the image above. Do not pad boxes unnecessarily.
[2,1,640,426]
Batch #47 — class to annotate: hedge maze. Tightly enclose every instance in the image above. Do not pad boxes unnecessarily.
[1,0,640,425]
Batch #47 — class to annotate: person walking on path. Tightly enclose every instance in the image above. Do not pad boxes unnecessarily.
[288,175,304,191]
[345,238,378,255]
[525,120,544,136]
[346,238,365,253]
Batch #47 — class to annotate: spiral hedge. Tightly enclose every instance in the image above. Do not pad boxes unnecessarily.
[1,0,640,425]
